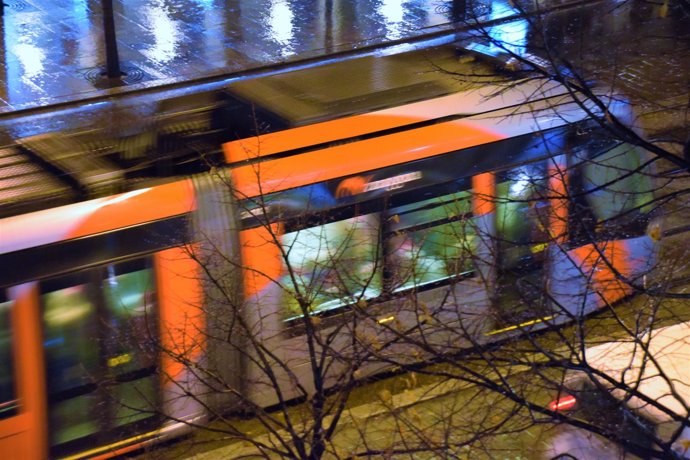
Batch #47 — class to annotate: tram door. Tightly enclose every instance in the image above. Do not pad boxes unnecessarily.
[495,161,553,326]
[40,258,160,457]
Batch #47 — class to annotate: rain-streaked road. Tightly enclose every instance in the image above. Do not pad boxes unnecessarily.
[0,0,460,111]
[0,0,685,114]
[0,0,624,115]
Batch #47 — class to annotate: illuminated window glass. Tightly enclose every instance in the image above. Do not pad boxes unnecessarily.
[282,214,381,318]
[43,282,99,396]
[580,144,654,223]
[387,191,475,290]
[495,163,553,323]
[496,162,551,270]
[112,376,158,428]
[42,281,100,445]
[102,267,157,376]
[102,266,159,430]
[41,259,159,454]
[0,296,17,420]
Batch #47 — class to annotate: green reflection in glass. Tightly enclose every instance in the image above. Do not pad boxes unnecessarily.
[582,144,654,222]
[43,284,99,447]
[43,285,98,394]
[50,394,99,445]
[496,164,550,270]
[389,220,475,290]
[388,190,471,232]
[112,376,157,428]
[282,215,381,318]
[102,268,156,376]
[388,190,474,290]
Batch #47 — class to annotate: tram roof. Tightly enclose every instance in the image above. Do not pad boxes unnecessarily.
[222,45,531,127]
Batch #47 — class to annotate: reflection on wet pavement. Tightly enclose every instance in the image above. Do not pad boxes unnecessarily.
[0,0,685,137]
[0,0,462,112]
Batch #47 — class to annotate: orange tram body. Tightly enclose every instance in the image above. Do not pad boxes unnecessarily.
[0,48,657,458]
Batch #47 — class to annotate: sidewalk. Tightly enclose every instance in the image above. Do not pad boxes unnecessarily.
[0,0,464,114]
[0,0,592,117]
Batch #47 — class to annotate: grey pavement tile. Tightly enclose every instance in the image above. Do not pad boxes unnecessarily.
[53,14,105,38]
[26,0,82,9]
[4,10,59,33]
[151,54,218,79]
[32,72,97,99]
[194,45,256,73]
[32,5,92,21]
[2,89,49,110]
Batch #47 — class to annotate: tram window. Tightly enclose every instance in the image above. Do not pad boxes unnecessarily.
[41,259,159,451]
[42,280,100,444]
[102,266,159,428]
[496,162,551,270]
[282,214,382,318]
[0,296,17,419]
[103,265,158,426]
[112,377,158,427]
[43,281,99,397]
[102,266,157,376]
[386,191,475,290]
[578,143,654,229]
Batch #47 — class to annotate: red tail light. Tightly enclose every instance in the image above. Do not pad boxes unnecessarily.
[549,394,577,411]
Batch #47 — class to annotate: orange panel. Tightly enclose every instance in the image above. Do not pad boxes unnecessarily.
[230,121,502,199]
[548,161,569,243]
[155,247,204,383]
[570,240,632,306]
[224,114,426,163]
[239,225,284,299]
[0,284,48,460]
[222,86,543,164]
[67,179,195,240]
[472,173,496,216]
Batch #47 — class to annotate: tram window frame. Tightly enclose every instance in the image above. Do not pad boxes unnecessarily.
[0,291,17,420]
[384,189,476,292]
[281,211,384,320]
[40,256,161,454]
[495,159,553,271]
[567,136,656,245]
[278,179,479,323]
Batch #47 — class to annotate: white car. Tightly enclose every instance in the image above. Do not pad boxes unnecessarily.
[546,321,690,459]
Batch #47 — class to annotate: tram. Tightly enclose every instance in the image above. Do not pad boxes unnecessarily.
[0,46,658,458]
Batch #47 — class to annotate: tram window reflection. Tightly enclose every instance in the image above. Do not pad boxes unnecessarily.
[42,281,100,446]
[102,267,157,376]
[387,190,475,290]
[282,214,382,318]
